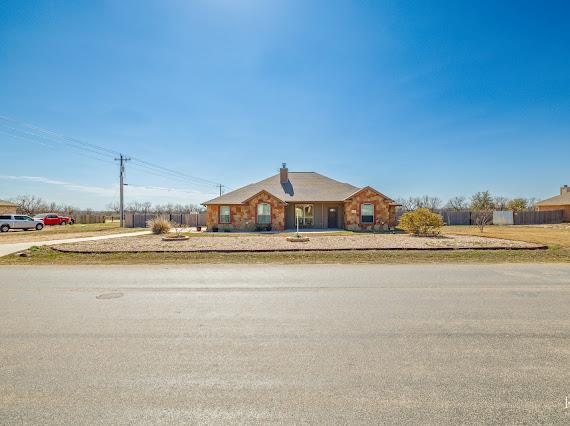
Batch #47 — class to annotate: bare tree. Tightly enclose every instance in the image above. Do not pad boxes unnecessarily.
[414,195,442,211]
[395,198,415,212]
[493,196,510,211]
[10,195,46,215]
[470,191,495,232]
[446,196,468,211]
[106,202,120,214]
[126,200,144,213]
[526,197,538,210]
[396,196,441,212]
[141,201,153,214]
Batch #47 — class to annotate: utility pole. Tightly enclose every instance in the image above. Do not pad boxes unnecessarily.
[114,154,131,227]
[217,184,225,196]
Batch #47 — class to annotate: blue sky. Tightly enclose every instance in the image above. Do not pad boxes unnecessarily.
[1,0,569,209]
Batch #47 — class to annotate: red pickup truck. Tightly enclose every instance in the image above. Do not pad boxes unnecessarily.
[33,213,75,225]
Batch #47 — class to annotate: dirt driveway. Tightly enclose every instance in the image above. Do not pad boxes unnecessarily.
[53,233,544,253]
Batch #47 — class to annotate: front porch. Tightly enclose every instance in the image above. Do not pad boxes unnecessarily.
[285,203,344,230]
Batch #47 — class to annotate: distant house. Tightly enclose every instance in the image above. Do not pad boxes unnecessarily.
[0,199,17,215]
[202,164,398,231]
[536,185,570,222]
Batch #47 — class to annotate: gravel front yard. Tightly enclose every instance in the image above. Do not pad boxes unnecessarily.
[52,233,545,253]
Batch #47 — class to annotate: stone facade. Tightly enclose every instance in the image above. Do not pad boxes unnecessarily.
[206,187,396,232]
[343,187,396,231]
[206,191,286,231]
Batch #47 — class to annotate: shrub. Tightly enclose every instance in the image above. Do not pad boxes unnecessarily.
[148,216,171,234]
[398,208,444,236]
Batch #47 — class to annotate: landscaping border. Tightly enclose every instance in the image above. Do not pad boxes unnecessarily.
[51,245,548,254]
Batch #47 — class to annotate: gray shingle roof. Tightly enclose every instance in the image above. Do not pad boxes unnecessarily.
[537,192,570,206]
[203,172,369,205]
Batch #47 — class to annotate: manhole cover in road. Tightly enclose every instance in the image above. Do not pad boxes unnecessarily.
[96,292,124,300]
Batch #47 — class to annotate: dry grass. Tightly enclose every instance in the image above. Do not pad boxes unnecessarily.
[0,222,143,243]
[1,245,568,265]
[445,224,570,248]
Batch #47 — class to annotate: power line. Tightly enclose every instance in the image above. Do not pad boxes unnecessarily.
[0,115,231,222]
[0,115,227,189]
[0,129,116,166]
[0,115,119,157]
[130,157,220,187]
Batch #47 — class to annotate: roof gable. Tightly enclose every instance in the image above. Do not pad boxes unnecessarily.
[242,189,287,205]
[343,186,395,203]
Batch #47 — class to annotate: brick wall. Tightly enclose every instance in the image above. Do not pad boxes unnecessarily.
[343,188,396,231]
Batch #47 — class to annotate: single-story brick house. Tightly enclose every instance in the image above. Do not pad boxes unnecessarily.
[0,199,17,214]
[536,185,570,222]
[202,164,399,231]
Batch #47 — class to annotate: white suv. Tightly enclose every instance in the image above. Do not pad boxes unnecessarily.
[0,215,44,232]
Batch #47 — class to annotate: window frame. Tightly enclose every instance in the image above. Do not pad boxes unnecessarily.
[360,203,375,224]
[219,206,231,224]
[256,203,272,224]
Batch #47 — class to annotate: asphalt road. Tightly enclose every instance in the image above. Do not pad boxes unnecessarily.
[1,264,569,425]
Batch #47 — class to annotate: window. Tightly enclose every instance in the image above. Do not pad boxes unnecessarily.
[360,204,374,224]
[219,206,231,224]
[14,216,28,221]
[0,215,11,220]
[295,204,314,227]
[257,203,271,224]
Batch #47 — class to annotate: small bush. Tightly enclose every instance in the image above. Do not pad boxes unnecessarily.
[398,208,444,236]
[148,216,171,234]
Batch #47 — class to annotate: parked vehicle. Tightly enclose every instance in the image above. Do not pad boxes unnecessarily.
[0,215,44,232]
[33,213,75,225]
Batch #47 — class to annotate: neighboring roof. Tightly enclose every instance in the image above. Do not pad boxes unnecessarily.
[0,199,16,207]
[537,192,570,206]
[203,172,394,205]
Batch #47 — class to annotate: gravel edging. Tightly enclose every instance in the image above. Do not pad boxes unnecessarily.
[51,245,548,254]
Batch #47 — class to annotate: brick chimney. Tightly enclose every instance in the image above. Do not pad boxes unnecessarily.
[280,163,288,183]
[561,185,569,195]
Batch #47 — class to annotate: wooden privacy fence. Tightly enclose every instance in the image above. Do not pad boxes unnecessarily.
[396,209,472,225]
[72,214,107,224]
[439,210,471,226]
[124,213,207,228]
[397,209,564,226]
[513,210,563,225]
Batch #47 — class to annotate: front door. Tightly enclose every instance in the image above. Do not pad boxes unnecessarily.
[327,208,338,228]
